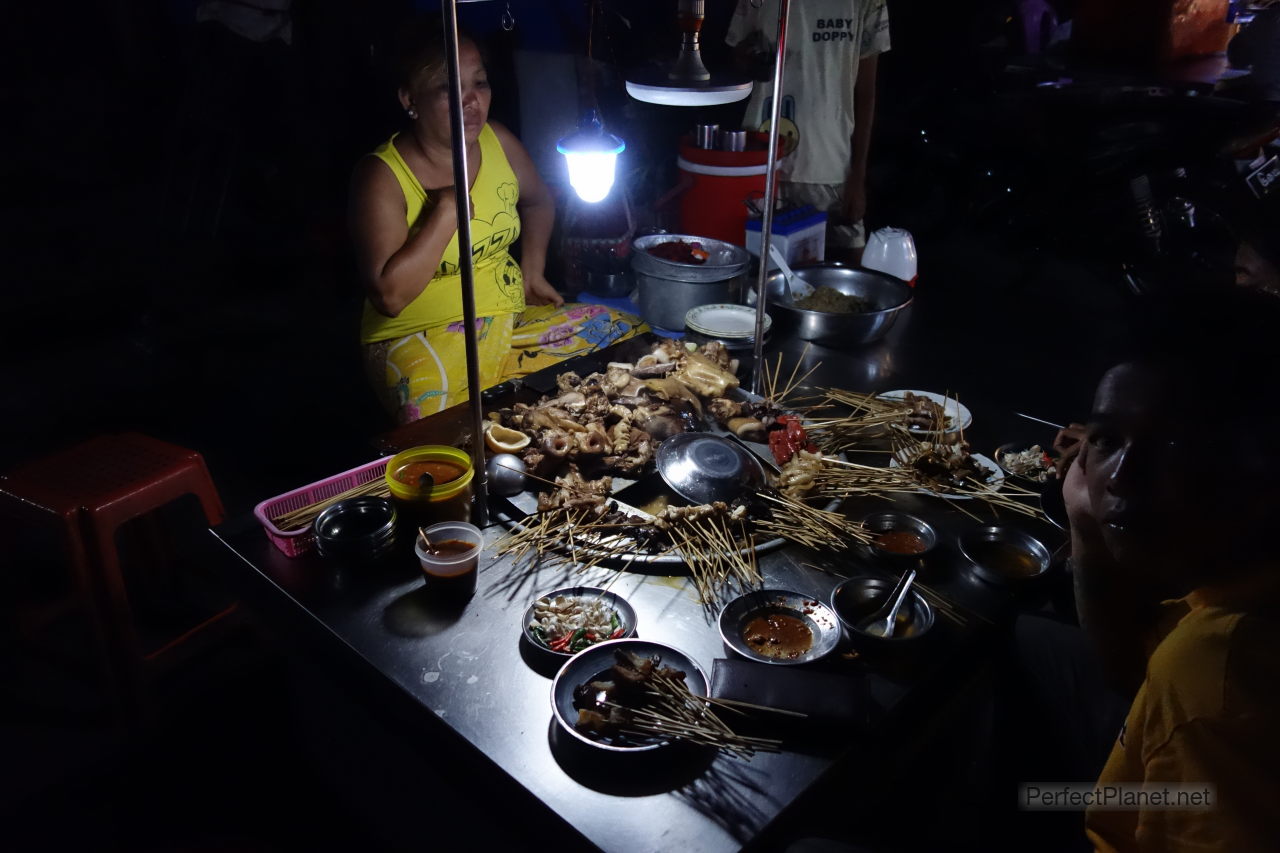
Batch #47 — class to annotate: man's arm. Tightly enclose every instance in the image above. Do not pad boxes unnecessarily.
[843,54,878,224]
[1064,447,1164,697]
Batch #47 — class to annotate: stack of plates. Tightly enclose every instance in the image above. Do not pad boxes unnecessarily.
[684,304,772,349]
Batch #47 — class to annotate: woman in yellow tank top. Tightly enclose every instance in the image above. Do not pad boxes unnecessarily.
[351,21,646,424]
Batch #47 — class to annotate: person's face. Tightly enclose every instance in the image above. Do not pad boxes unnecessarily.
[1084,365,1200,579]
[1235,241,1280,297]
[400,41,491,147]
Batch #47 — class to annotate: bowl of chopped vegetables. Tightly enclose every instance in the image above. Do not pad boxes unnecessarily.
[523,586,638,656]
[754,263,912,347]
[994,443,1057,484]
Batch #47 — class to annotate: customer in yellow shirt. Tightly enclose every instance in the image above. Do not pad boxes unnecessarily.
[1062,291,1280,852]
[351,18,644,423]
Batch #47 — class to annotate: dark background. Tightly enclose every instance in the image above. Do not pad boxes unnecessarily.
[4,1,1255,850]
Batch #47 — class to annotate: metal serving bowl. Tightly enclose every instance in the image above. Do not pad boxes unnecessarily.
[756,264,912,347]
[830,576,935,646]
[313,496,398,562]
[958,525,1052,584]
[859,511,939,566]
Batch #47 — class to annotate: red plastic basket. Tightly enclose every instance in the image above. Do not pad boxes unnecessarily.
[253,457,392,557]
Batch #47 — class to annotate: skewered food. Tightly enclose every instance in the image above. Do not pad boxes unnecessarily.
[572,649,779,756]
[900,391,949,432]
[901,441,995,493]
[768,415,817,465]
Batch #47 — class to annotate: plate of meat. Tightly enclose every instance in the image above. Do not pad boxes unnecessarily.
[876,390,973,435]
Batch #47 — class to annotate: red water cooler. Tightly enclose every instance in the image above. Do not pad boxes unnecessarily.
[676,132,771,246]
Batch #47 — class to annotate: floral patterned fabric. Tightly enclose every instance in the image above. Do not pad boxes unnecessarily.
[364,302,648,424]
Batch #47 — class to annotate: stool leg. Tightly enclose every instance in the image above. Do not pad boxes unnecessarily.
[64,512,129,714]
[182,456,226,527]
[83,513,152,723]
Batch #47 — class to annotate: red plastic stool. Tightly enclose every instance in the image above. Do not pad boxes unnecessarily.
[1,432,237,720]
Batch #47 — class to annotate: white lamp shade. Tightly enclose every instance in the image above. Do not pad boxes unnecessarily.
[557,118,625,204]
[562,150,619,203]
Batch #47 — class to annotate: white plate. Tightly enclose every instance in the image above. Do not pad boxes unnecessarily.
[684,304,772,339]
[876,389,974,435]
[890,452,1004,500]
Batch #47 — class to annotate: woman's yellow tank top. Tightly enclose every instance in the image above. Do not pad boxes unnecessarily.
[360,124,525,344]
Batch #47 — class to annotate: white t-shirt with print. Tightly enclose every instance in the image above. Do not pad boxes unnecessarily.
[726,0,891,185]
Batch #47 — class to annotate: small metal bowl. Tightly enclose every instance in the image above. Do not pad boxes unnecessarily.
[993,443,1055,485]
[859,512,939,564]
[718,589,841,665]
[313,497,397,561]
[830,576,935,646]
[654,433,765,505]
[523,586,638,657]
[958,525,1052,584]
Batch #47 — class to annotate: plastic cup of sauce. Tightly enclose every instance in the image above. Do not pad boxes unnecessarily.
[415,521,482,600]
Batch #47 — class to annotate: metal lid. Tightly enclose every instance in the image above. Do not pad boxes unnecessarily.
[654,433,764,505]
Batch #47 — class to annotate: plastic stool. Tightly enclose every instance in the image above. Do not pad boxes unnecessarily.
[1,432,236,720]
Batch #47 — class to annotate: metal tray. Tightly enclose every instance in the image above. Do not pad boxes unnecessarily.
[492,390,841,566]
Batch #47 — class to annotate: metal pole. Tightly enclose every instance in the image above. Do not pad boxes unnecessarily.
[442,0,489,526]
[750,0,790,395]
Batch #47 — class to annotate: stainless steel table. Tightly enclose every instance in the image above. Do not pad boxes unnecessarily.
[212,280,1099,851]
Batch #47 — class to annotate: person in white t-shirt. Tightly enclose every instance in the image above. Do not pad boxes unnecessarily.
[726,0,890,253]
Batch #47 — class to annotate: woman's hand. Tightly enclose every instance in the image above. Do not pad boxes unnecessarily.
[522,270,564,307]
[425,186,475,223]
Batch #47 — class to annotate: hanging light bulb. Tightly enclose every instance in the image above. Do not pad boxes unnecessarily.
[625,0,752,106]
[556,110,626,203]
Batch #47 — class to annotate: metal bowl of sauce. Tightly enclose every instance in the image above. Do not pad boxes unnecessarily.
[717,589,841,665]
[958,525,1052,584]
[859,511,938,564]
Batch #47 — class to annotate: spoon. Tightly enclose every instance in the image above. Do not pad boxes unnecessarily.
[768,243,800,305]
[417,471,435,491]
[857,568,917,638]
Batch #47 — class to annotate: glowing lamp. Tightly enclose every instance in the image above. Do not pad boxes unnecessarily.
[556,110,626,204]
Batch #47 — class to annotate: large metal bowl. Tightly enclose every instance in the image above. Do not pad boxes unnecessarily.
[756,264,912,347]
[632,234,752,330]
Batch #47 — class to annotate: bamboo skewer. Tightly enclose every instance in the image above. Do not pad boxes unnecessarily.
[272,478,390,531]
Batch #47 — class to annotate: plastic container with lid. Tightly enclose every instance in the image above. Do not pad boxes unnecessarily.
[384,445,474,525]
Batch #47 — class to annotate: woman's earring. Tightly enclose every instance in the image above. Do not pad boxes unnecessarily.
[407,106,419,119]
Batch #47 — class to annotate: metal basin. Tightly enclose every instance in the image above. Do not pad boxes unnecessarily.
[632,234,752,330]
[757,264,912,347]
